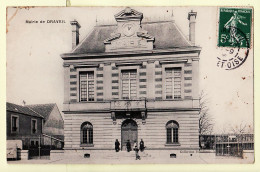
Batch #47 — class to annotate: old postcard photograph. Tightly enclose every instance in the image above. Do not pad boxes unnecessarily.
[6,6,254,164]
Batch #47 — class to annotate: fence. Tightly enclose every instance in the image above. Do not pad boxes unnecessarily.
[21,134,64,159]
[200,134,254,158]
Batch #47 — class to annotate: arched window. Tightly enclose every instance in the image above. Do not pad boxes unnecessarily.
[81,122,93,145]
[166,121,179,144]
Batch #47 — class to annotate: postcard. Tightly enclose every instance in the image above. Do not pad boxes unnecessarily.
[6,6,254,164]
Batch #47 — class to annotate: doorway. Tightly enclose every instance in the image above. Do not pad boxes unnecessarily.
[121,119,138,151]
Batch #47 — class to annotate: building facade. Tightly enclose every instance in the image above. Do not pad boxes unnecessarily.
[6,102,44,149]
[61,8,201,158]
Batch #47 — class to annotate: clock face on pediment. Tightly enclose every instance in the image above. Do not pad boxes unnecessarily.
[122,23,136,37]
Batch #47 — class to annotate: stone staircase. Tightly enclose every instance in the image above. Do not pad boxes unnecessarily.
[101,150,153,160]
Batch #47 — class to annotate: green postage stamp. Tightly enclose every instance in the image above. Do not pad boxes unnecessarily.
[218,8,252,48]
[217,7,252,70]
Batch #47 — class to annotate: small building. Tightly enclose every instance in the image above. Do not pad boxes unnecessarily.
[26,103,64,143]
[61,7,201,159]
[6,102,44,149]
[7,102,64,159]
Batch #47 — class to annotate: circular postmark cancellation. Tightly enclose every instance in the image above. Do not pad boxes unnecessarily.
[217,27,250,70]
[217,8,252,70]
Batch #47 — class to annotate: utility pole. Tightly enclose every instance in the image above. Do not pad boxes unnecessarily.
[38,135,41,159]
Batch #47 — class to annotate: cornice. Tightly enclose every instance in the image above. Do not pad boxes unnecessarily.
[61,47,202,60]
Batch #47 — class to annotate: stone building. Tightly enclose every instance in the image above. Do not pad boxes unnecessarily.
[61,7,201,158]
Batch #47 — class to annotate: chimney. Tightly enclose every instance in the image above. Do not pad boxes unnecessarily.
[70,20,81,49]
[188,10,197,45]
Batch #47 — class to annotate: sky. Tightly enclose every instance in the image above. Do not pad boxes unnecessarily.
[6,7,253,134]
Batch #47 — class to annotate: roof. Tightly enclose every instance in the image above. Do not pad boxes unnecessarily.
[69,20,192,55]
[26,103,56,120]
[6,102,44,118]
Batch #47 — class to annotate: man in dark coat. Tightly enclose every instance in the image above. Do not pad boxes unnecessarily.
[126,140,131,152]
[139,139,145,152]
[115,139,120,152]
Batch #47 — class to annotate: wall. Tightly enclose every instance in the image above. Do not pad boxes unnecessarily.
[63,52,200,104]
[43,105,64,136]
[6,111,43,147]
[64,110,199,150]
[63,51,200,151]
[7,111,42,138]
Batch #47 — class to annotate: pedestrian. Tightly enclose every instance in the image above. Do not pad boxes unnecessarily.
[126,140,131,152]
[134,141,137,148]
[140,139,145,152]
[115,139,120,152]
[134,144,141,160]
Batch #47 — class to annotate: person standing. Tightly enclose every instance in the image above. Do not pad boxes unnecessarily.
[115,139,120,152]
[134,143,141,160]
[140,139,145,152]
[133,141,137,148]
[126,140,131,152]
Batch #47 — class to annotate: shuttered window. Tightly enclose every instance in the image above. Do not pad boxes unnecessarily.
[165,68,182,99]
[121,70,137,99]
[80,72,94,101]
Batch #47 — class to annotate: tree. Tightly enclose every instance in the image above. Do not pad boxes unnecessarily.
[228,121,253,156]
[229,121,253,134]
[229,122,247,134]
[199,90,214,135]
[198,91,215,149]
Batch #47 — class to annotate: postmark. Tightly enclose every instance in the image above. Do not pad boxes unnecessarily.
[217,8,252,70]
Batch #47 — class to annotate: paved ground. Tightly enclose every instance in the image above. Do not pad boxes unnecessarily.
[7,154,254,164]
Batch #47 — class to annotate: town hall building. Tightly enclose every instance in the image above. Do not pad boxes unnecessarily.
[61,7,201,159]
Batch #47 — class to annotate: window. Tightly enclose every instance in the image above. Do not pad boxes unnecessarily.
[11,115,19,133]
[165,68,182,99]
[31,140,35,146]
[80,72,94,102]
[30,140,39,147]
[31,119,37,134]
[166,121,179,144]
[81,122,93,145]
[121,70,137,99]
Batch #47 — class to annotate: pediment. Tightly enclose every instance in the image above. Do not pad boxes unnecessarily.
[104,30,155,52]
[104,7,154,52]
[114,7,143,21]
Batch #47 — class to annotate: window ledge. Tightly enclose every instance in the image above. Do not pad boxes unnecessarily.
[80,144,94,147]
[165,143,181,146]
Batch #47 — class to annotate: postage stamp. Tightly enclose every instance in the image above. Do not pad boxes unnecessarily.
[217,7,252,70]
[218,8,252,48]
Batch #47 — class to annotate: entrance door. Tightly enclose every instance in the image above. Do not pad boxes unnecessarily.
[121,119,138,151]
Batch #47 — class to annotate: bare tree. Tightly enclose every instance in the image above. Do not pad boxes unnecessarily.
[229,121,253,134]
[199,90,214,135]
[227,121,253,155]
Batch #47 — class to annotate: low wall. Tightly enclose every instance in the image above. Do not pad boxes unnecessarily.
[17,150,29,160]
[63,149,200,160]
[199,150,216,159]
[147,150,200,159]
[243,150,254,161]
[50,150,65,160]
